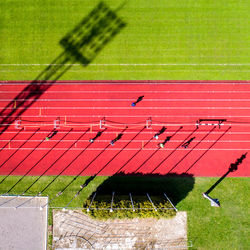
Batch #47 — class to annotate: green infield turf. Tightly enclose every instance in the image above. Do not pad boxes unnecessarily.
[0,0,249,80]
[0,175,249,249]
[179,177,250,250]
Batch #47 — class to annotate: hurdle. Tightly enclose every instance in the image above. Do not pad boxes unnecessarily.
[196,119,226,129]
[15,118,22,129]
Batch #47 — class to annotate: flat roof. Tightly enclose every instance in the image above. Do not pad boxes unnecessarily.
[0,196,48,250]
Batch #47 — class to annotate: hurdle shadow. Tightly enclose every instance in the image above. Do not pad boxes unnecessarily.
[0,128,24,154]
[41,127,141,207]
[166,126,216,174]
[133,127,183,174]
[0,128,39,172]
[0,1,126,135]
[87,172,195,207]
[184,126,231,173]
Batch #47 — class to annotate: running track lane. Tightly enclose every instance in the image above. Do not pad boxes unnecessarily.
[0,81,249,177]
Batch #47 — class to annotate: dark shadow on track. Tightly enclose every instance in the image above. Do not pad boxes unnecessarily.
[0,128,24,153]
[42,126,144,207]
[184,126,231,173]
[0,128,39,171]
[134,126,183,173]
[2,130,53,192]
[202,152,248,207]
[205,152,248,195]
[0,1,126,135]
[36,129,91,194]
[2,129,72,192]
[151,127,199,174]
[166,126,216,174]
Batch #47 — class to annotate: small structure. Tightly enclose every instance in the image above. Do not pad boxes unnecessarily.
[0,196,48,250]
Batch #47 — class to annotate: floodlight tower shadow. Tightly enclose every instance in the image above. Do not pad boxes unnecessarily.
[0,1,126,135]
[203,153,248,207]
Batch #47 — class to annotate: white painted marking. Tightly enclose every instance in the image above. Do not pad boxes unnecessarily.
[0,148,249,151]
[1,63,250,66]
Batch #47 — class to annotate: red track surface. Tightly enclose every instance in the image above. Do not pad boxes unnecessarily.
[0,81,249,177]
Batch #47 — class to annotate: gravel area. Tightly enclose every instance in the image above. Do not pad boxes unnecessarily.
[53,209,187,249]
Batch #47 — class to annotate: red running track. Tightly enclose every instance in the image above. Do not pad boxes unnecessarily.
[0,81,249,177]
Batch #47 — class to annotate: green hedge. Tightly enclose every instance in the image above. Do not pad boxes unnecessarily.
[83,196,176,220]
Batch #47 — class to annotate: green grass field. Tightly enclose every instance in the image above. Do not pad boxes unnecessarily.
[0,175,249,249]
[1,0,250,80]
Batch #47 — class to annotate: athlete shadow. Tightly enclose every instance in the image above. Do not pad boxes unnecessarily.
[0,1,126,135]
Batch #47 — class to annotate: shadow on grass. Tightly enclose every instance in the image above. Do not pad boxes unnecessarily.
[0,1,126,134]
[89,172,195,207]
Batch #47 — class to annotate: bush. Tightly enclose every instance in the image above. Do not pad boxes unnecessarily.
[82,195,176,220]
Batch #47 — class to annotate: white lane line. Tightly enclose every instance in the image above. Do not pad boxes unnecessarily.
[1,124,250,127]
[1,90,250,94]
[2,131,250,135]
[2,106,250,110]
[0,139,249,143]
[2,98,250,102]
[1,115,250,118]
[1,69,250,72]
[1,82,250,86]
[1,63,250,66]
[0,148,249,151]
[0,106,250,110]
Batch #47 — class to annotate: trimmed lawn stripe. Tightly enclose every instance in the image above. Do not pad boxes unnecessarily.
[1,0,250,80]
